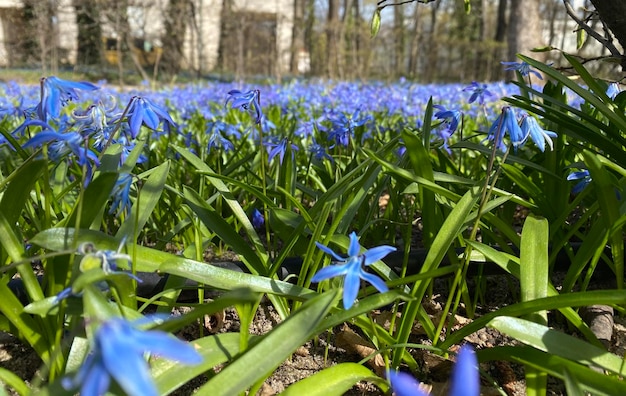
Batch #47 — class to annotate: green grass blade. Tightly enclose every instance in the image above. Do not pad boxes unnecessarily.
[479,346,626,396]
[281,363,387,396]
[116,161,170,241]
[489,317,626,376]
[197,290,338,395]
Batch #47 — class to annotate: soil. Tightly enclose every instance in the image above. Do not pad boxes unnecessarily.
[0,271,623,396]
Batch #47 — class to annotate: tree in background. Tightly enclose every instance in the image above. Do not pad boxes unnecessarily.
[74,0,103,66]
[160,0,190,77]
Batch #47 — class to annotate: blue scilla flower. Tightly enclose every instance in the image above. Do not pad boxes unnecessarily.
[264,137,298,164]
[312,232,396,309]
[61,316,202,396]
[606,82,621,100]
[125,96,177,138]
[109,173,134,217]
[389,344,479,396]
[226,89,264,124]
[21,120,100,184]
[501,61,542,79]
[567,170,592,194]
[462,82,494,105]
[252,208,265,230]
[486,106,524,152]
[308,138,333,162]
[77,240,141,282]
[36,76,99,122]
[328,109,373,147]
[519,114,557,152]
[433,105,462,152]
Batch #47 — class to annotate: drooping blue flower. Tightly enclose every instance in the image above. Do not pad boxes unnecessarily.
[389,345,479,396]
[462,82,494,105]
[519,114,557,152]
[486,106,525,152]
[567,170,592,194]
[125,96,177,138]
[226,89,264,124]
[77,240,141,282]
[252,208,265,229]
[21,120,100,185]
[109,173,134,217]
[312,232,396,309]
[433,105,462,152]
[327,109,373,147]
[264,137,299,164]
[501,61,543,79]
[308,138,333,162]
[61,316,203,396]
[36,76,99,122]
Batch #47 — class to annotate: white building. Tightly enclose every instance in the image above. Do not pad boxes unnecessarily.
[0,0,296,75]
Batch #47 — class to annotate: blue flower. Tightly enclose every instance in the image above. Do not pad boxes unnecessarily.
[486,106,524,152]
[389,345,479,396]
[327,109,372,147]
[264,137,299,164]
[126,96,177,138]
[308,138,333,162]
[21,120,100,185]
[606,82,620,100]
[501,61,543,79]
[462,82,494,105]
[77,240,141,282]
[520,115,557,152]
[36,76,99,121]
[109,173,134,217]
[252,208,265,229]
[226,89,264,124]
[312,232,396,309]
[62,316,202,396]
[433,105,462,151]
[567,170,591,194]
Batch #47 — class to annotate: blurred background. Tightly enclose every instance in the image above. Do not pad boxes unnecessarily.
[0,0,618,84]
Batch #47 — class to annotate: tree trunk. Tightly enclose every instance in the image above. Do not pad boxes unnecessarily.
[393,3,405,78]
[74,0,102,66]
[408,3,420,77]
[161,0,189,76]
[326,0,339,78]
[588,0,626,69]
[290,0,305,74]
[507,0,545,61]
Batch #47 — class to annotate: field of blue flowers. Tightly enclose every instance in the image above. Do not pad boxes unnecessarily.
[0,54,625,396]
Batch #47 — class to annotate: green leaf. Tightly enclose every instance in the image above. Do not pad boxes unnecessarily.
[183,186,267,275]
[479,346,626,396]
[370,9,381,38]
[153,333,249,395]
[60,172,118,229]
[160,257,316,301]
[489,317,626,376]
[393,186,480,365]
[0,367,30,396]
[197,290,338,394]
[520,215,549,324]
[116,161,170,241]
[441,289,626,349]
[0,159,45,226]
[281,363,387,395]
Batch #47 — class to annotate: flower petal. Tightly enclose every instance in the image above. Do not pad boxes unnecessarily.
[311,264,349,283]
[360,271,389,294]
[342,266,361,309]
[347,232,360,257]
[315,242,346,262]
[363,245,397,266]
[450,345,480,396]
[388,370,429,396]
